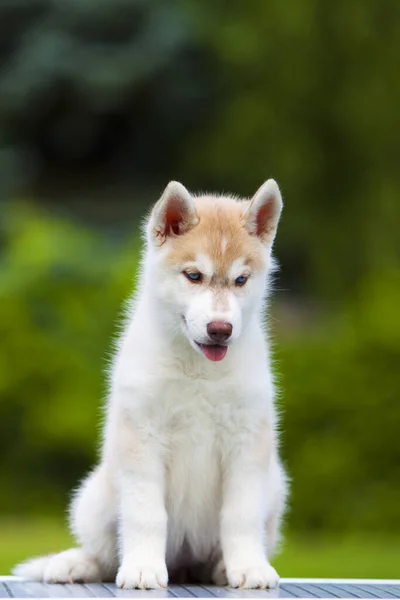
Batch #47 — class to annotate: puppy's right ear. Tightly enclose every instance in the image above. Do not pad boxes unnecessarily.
[242,179,283,246]
[148,181,199,246]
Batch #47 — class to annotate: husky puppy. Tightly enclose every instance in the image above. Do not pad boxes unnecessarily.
[14,180,288,589]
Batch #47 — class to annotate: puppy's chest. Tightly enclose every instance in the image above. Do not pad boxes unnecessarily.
[161,384,229,514]
[159,378,246,453]
[155,379,263,487]
[165,392,225,455]
[153,378,266,519]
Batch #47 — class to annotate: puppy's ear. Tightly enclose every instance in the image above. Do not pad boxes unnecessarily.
[242,179,283,245]
[148,181,199,246]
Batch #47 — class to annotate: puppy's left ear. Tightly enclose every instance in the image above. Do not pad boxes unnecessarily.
[243,179,283,246]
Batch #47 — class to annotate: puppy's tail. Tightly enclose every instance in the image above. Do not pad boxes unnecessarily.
[13,555,54,581]
[12,548,103,583]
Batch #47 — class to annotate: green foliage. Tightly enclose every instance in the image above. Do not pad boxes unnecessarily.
[0,205,399,536]
[0,203,139,513]
[279,268,400,534]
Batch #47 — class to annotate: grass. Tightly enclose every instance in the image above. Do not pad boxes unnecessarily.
[274,535,400,579]
[1,518,399,579]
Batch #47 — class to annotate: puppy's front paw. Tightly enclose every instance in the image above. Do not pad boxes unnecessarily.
[227,562,279,589]
[116,561,168,590]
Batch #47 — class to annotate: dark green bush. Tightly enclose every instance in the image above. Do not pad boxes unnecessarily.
[279,268,400,534]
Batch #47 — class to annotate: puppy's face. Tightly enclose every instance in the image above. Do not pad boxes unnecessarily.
[146,180,283,362]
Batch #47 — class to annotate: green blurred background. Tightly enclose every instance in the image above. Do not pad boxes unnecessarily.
[0,0,399,578]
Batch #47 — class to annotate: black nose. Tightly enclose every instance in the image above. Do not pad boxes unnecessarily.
[207,321,233,343]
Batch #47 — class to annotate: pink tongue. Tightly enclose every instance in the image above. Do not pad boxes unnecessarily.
[199,344,228,362]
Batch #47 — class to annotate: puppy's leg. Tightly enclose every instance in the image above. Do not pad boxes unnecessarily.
[220,454,280,589]
[265,460,288,558]
[14,465,118,583]
[114,410,168,590]
[69,464,118,581]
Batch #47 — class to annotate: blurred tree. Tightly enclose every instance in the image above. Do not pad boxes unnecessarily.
[2,0,398,302]
[0,0,214,194]
[183,0,400,301]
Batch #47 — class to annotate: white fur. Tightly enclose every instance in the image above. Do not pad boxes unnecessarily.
[13,180,288,590]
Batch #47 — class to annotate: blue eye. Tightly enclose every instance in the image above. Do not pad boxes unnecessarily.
[235,275,248,286]
[184,271,202,283]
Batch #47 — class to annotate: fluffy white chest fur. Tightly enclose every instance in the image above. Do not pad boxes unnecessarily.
[14,179,288,590]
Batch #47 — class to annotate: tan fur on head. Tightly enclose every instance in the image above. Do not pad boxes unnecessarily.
[149,179,283,280]
[166,197,265,275]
